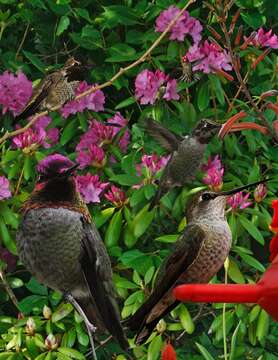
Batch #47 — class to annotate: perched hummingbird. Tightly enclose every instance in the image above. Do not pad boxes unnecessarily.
[16,154,129,352]
[125,179,269,345]
[146,118,221,209]
[15,57,86,121]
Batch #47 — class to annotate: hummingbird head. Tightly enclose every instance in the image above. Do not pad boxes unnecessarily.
[34,154,79,202]
[64,57,80,70]
[192,119,221,144]
[186,179,271,223]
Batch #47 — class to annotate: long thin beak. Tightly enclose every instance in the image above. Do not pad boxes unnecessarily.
[209,178,271,199]
[59,163,79,177]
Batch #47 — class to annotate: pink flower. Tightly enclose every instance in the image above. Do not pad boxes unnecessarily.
[250,28,278,49]
[61,81,105,118]
[155,6,202,44]
[0,176,11,200]
[202,155,224,192]
[227,191,252,211]
[12,116,59,150]
[76,120,114,151]
[105,185,127,208]
[37,154,74,174]
[201,155,222,172]
[254,183,267,203]
[107,112,130,153]
[12,127,46,150]
[185,40,232,74]
[77,145,106,169]
[75,174,108,204]
[135,69,179,105]
[0,71,32,116]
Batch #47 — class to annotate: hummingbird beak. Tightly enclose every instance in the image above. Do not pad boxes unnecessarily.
[208,178,271,199]
[59,163,79,177]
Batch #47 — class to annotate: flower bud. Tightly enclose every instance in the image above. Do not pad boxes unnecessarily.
[25,317,36,335]
[156,319,167,334]
[162,342,177,360]
[43,305,52,320]
[254,184,267,203]
[45,333,59,350]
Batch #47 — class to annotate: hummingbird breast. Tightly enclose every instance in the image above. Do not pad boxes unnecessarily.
[42,79,79,110]
[16,207,86,294]
[166,137,205,186]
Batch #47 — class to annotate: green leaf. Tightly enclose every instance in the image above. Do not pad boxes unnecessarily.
[239,253,265,272]
[144,266,155,285]
[94,207,115,229]
[18,295,47,314]
[179,305,195,334]
[104,209,122,247]
[0,218,17,254]
[132,205,154,238]
[115,97,136,110]
[57,348,85,360]
[60,120,78,145]
[147,335,162,360]
[256,309,269,346]
[230,320,242,360]
[56,15,70,36]
[52,303,73,322]
[197,82,210,111]
[26,277,48,296]
[155,234,179,243]
[195,342,215,360]
[249,304,261,323]
[239,216,265,245]
[22,51,45,73]
[23,156,33,181]
[109,174,140,186]
[209,74,225,105]
[228,259,245,284]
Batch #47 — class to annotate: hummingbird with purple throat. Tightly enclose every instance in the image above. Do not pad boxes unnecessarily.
[125,178,270,345]
[16,154,129,356]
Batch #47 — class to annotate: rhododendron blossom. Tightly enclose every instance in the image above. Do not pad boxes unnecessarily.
[135,69,179,105]
[155,6,202,44]
[105,185,127,207]
[185,40,232,74]
[77,144,106,169]
[249,28,278,49]
[61,81,105,118]
[227,191,252,211]
[202,155,224,192]
[0,176,11,200]
[75,174,108,204]
[0,71,32,116]
[254,183,267,203]
[12,116,59,150]
[37,154,74,174]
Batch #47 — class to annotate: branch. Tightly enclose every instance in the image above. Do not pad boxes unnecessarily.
[0,0,196,146]
[0,270,20,311]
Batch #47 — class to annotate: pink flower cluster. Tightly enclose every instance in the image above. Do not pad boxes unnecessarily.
[61,81,105,118]
[12,116,59,150]
[134,153,170,188]
[76,113,130,169]
[185,40,232,74]
[227,192,252,211]
[75,174,108,204]
[155,6,202,44]
[105,185,127,208]
[0,176,11,200]
[135,69,179,105]
[250,28,278,49]
[37,154,74,175]
[0,71,32,116]
[202,155,224,192]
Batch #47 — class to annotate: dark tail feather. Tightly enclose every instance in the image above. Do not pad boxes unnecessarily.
[135,300,179,345]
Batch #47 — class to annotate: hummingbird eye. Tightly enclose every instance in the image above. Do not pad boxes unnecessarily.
[201,192,212,201]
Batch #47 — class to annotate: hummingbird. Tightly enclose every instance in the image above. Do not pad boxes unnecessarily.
[125,179,270,345]
[15,57,86,121]
[16,154,129,354]
[146,118,221,209]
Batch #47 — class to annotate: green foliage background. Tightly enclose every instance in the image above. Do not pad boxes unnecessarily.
[0,0,278,359]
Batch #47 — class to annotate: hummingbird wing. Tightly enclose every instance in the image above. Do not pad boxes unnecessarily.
[125,224,206,343]
[80,220,129,350]
[145,118,183,152]
[15,73,60,121]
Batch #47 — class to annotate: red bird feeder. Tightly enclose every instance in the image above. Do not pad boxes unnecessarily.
[173,200,278,322]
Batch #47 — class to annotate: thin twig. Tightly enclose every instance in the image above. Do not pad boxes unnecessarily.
[0,270,20,311]
[228,69,250,113]
[0,0,196,146]
[15,23,30,60]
